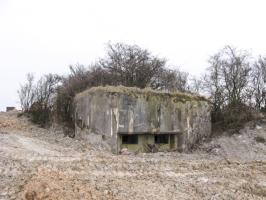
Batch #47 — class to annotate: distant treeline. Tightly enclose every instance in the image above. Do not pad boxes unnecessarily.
[18,43,266,133]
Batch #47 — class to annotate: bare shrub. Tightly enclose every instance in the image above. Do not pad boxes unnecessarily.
[18,73,35,112]
[100,42,166,88]
[152,68,189,92]
[222,103,255,130]
[19,74,61,127]
[29,101,50,126]
[55,64,107,129]
[204,46,254,130]
[251,57,266,110]
[30,74,61,126]
[18,43,266,133]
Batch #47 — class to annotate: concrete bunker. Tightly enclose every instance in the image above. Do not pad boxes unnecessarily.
[74,86,211,154]
[119,133,178,153]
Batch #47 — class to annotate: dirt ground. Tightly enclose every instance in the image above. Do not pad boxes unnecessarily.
[0,111,266,200]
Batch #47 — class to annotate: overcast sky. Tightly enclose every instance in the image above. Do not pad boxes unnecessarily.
[1,0,266,111]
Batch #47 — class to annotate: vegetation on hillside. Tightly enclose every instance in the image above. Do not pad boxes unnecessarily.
[18,43,266,133]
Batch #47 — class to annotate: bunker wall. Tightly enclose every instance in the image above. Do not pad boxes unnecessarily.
[74,88,211,153]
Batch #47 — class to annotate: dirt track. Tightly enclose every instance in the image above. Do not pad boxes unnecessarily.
[0,111,266,200]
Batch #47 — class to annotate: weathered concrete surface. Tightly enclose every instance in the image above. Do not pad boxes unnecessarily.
[74,86,211,153]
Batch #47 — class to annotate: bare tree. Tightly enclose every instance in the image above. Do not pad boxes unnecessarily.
[251,57,266,110]
[55,64,111,127]
[203,46,253,128]
[203,53,225,122]
[100,42,166,88]
[20,43,266,131]
[27,74,61,126]
[189,76,204,95]
[56,65,91,126]
[220,46,251,106]
[205,46,251,107]
[18,73,35,112]
[152,68,189,92]
[35,74,61,109]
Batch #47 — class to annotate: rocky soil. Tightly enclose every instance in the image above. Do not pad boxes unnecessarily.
[0,111,266,200]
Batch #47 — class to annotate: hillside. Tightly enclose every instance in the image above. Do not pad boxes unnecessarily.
[0,111,266,200]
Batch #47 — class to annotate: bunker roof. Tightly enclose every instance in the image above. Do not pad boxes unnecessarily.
[75,86,209,102]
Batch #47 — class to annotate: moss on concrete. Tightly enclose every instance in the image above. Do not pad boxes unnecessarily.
[146,95,161,129]
[75,86,209,102]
